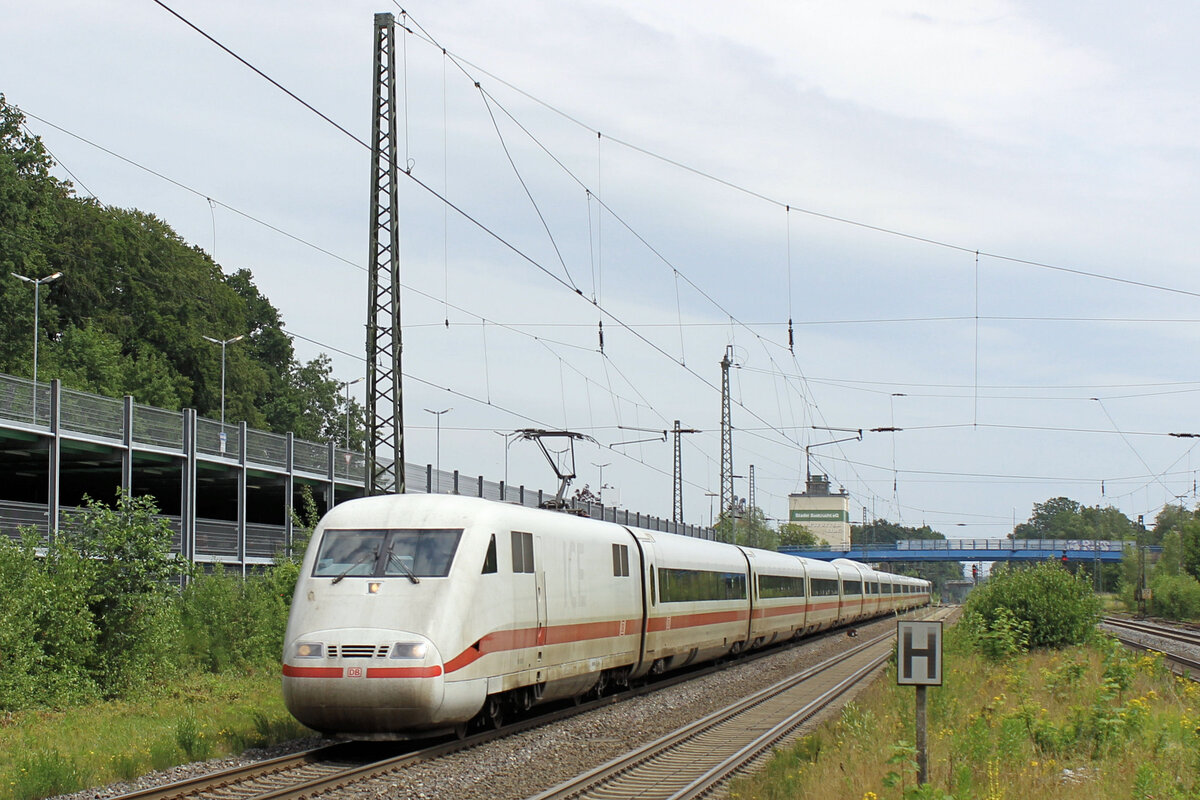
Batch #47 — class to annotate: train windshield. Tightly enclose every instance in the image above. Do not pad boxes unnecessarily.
[313,528,463,579]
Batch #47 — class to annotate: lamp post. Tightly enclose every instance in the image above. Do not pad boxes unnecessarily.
[705,492,719,528]
[11,271,62,420]
[493,430,515,496]
[202,334,244,452]
[339,377,362,449]
[592,462,611,503]
[425,408,451,492]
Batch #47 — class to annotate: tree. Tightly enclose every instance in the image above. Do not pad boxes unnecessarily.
[0,95,364,444]
[1013,497,1088,539]
[778,522,819,548]
[714,504,778,549]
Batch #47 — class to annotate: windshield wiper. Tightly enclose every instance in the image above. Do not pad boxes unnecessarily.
[386,544,420,584]
[331,548,378,585]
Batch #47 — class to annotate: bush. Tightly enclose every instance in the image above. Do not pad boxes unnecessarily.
[1148,573,1200,621]
[59,491,190,697]
[0,531,100,709]
[962,561,1100,652]
[180,564,295,671]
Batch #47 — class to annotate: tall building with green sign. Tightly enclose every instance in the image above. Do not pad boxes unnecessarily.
[788,474,850,548]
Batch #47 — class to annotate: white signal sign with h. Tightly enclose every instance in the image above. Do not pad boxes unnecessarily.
[897,620,943,686]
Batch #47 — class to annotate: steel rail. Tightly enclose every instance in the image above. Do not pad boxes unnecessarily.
[526,631,899,800]
[1105,617,1200,680]
[106,620,898,800]
[1104,616,1200,648]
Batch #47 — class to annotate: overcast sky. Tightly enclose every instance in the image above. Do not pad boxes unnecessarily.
[6,0,1200,537]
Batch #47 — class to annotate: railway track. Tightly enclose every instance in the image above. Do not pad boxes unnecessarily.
[108,618,919,800]
[528,608,952,800]
[1105,615,1200,679]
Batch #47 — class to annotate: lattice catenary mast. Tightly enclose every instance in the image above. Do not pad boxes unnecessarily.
[719,346,734,516]
[672,420,700,523]
[365,12,404,495]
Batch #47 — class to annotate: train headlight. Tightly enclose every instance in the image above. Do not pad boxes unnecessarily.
[294,642,325,659]
[389,642,427,659]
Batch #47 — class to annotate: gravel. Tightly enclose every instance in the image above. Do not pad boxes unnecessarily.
[53,613,920,800]
[1099,619,1200,663]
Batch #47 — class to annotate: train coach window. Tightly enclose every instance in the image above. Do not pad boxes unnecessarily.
[759,574,805,599]
[809,577,839,597]
[314,530,387,578]
[511,531,534,573]
[314,528,463,579]
[381,529,462,577]
[841,580,862,596]
[482,534,497,574]
[881,582,892,594]
[658,568,746,603]
[612,544,630,577]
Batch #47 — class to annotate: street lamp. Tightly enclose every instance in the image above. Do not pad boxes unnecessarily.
[493,430,516,496]
[338,377,362,449]
[425,408,451,492]
[705,492,719,527]
[11,271,62,420]
[202,334,245,451]
[592,462,611,503]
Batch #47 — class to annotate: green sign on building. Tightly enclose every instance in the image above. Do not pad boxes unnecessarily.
[790,509,849,522]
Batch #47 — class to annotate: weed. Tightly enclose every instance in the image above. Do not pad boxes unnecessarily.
[8,752,88,800]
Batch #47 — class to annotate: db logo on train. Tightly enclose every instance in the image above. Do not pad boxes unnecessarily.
[348,667,364,678]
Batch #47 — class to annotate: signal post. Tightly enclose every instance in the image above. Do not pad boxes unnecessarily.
[897,620,943,785]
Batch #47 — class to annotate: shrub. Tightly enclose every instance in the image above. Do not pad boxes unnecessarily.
[59,491,190,697]
[180,565,294,671]
[962,561,1100,652]
[0,531,99,710]
[1148,573,1200,621]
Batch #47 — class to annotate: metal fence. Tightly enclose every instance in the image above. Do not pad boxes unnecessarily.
[0,373,361,475]
[0,373,717,556]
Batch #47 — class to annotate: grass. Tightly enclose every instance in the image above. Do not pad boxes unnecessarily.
[730,631,1200,799]
[0,666,313,800]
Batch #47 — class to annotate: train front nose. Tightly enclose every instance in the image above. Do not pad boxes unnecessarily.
[282,629,447,737]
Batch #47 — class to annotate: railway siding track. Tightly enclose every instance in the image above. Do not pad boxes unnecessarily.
[1104,616,1200,679]
[528,628,915,800]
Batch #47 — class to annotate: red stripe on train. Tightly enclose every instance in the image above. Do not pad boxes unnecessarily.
[367,666,443,678]
[282,664,343,678]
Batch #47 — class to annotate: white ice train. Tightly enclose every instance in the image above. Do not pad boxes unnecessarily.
[282,494,930,739]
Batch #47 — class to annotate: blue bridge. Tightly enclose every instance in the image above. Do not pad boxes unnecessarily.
[781,538,1156,564]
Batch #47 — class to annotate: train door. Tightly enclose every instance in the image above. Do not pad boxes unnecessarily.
[535,534,546,663]
[511,530,537,671]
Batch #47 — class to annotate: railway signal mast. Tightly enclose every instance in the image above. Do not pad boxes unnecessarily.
[366,12,404,494]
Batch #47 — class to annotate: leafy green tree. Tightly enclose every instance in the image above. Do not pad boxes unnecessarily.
[713,503,778,549]
[0,95,364,443]
[777,522,819,548]
[1013,497,1090,539]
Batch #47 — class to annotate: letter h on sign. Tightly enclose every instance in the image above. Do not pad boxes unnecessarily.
[897,621,942,686]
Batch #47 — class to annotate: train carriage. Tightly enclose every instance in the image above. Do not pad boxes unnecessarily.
[742,547,809,648]
[640,532,752,673]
